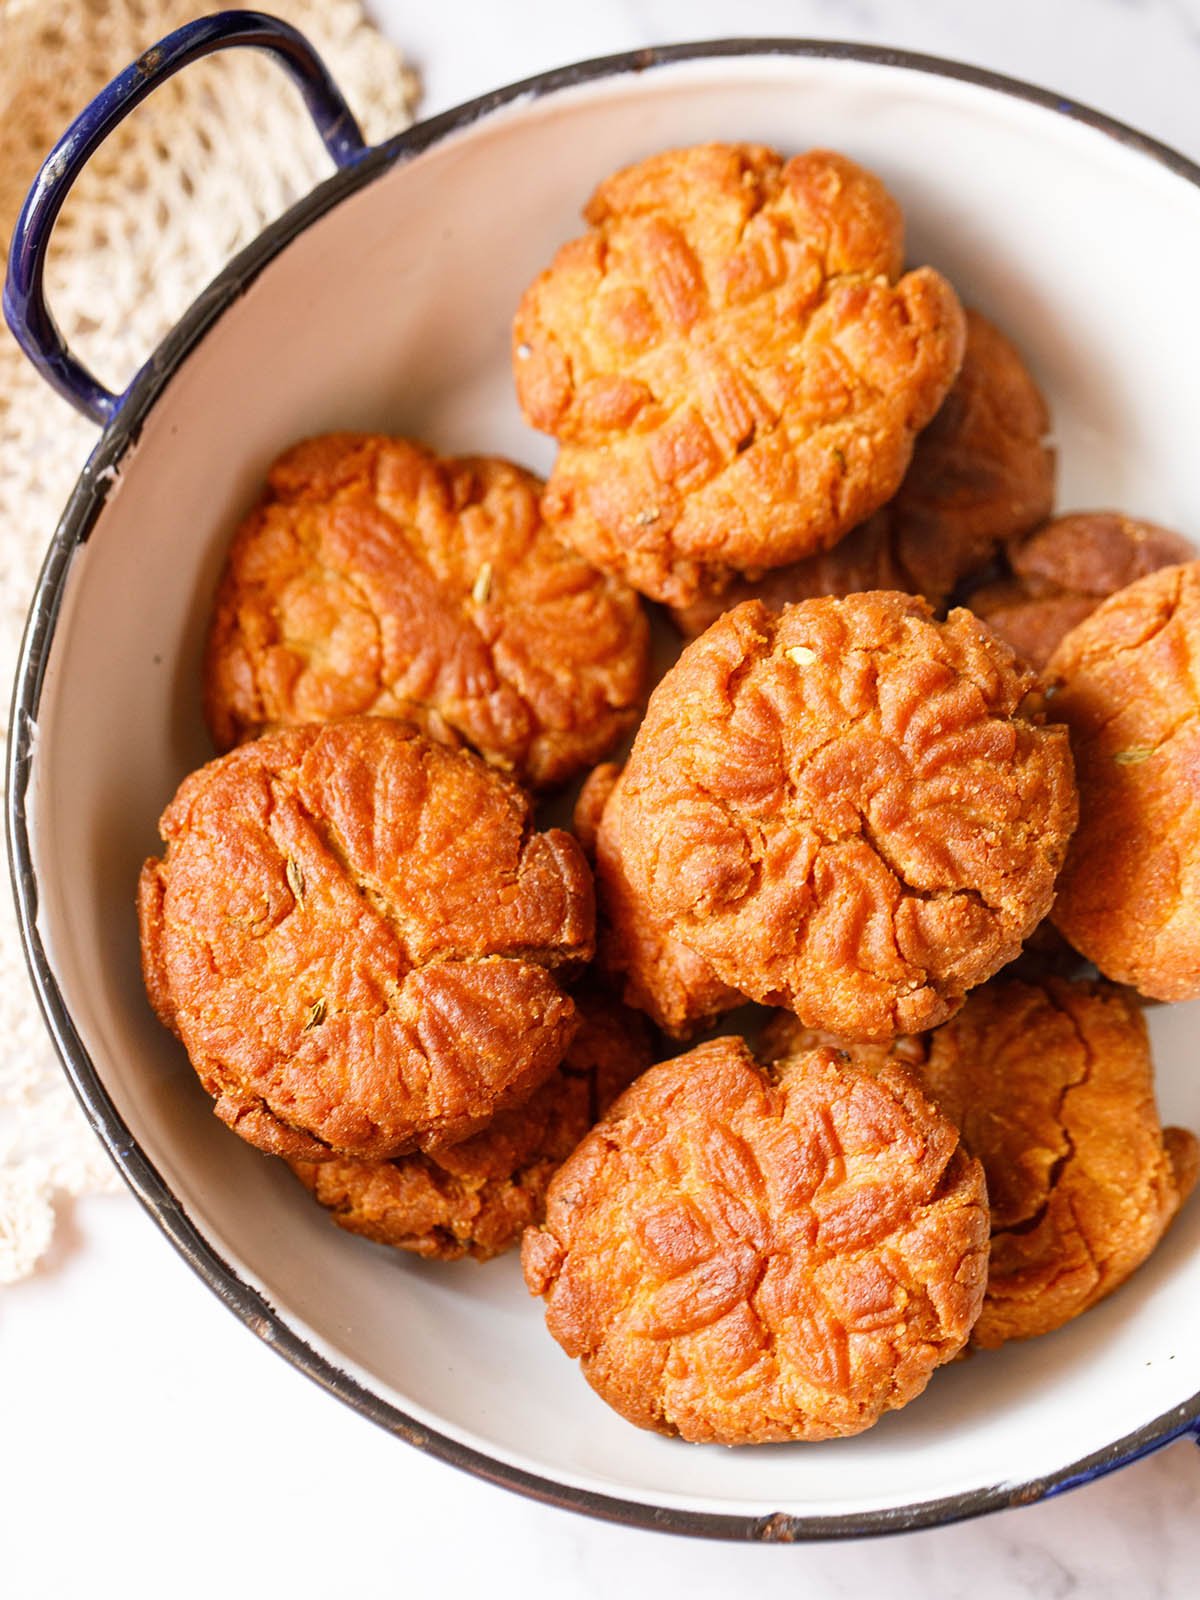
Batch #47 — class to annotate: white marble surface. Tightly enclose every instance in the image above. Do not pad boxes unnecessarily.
[6,1,1200,1594]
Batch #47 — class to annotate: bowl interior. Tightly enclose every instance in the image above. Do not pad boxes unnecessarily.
[22,50,1200,1524]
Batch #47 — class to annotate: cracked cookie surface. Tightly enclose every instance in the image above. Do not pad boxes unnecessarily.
[138,718,594,1162]
[922,979,1197,1347]
[971,512,1194,670]
[514,144,966,606]
[611,593,1077,1040]
[288,988,654,1262]
[576,762,745,1038]
[522,1035,988,1443]
[762,980,1197,1347]
[672,308,1054,636]
[203,435,649,787]
[1047,561,1200,999]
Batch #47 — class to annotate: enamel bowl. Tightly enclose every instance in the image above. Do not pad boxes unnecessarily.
[8,18,1200,1540]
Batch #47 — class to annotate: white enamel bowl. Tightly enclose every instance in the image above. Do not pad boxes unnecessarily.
[10,39,1200,1539]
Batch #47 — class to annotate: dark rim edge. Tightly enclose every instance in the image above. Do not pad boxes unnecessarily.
[8,35,1200,1543]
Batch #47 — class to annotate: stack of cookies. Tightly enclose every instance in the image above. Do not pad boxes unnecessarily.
[138,141,1200,1447]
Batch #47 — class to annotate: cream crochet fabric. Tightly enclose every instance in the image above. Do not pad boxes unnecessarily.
[0,0,418,1281]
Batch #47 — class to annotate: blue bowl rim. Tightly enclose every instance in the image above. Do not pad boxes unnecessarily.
[7,36,1200,1542]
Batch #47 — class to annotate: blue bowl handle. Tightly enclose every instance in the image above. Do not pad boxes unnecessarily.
[2,9,366,425]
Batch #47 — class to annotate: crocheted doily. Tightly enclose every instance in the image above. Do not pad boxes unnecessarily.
[0,0,418,1282]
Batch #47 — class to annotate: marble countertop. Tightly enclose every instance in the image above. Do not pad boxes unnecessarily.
[6,2,1200,1595]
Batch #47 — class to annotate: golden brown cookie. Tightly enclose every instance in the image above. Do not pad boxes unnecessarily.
[138,718,594,1163]
[671,308,1054,636]
[576,763,744,1038]
[572,760,624,860]
[288,990,655,1262]
[522,1036,988,1443]
[1166,1126,1200,1204]
[203,435,649,787]
[917,980,1196,1347]
[761,981,1198,1347]
[1047,562,1200,1000]
[514,144,966,606]
[609,593,1077,1040]
[971,512,1194,670]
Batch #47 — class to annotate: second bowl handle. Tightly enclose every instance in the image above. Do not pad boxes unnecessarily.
[2,8,367,426]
